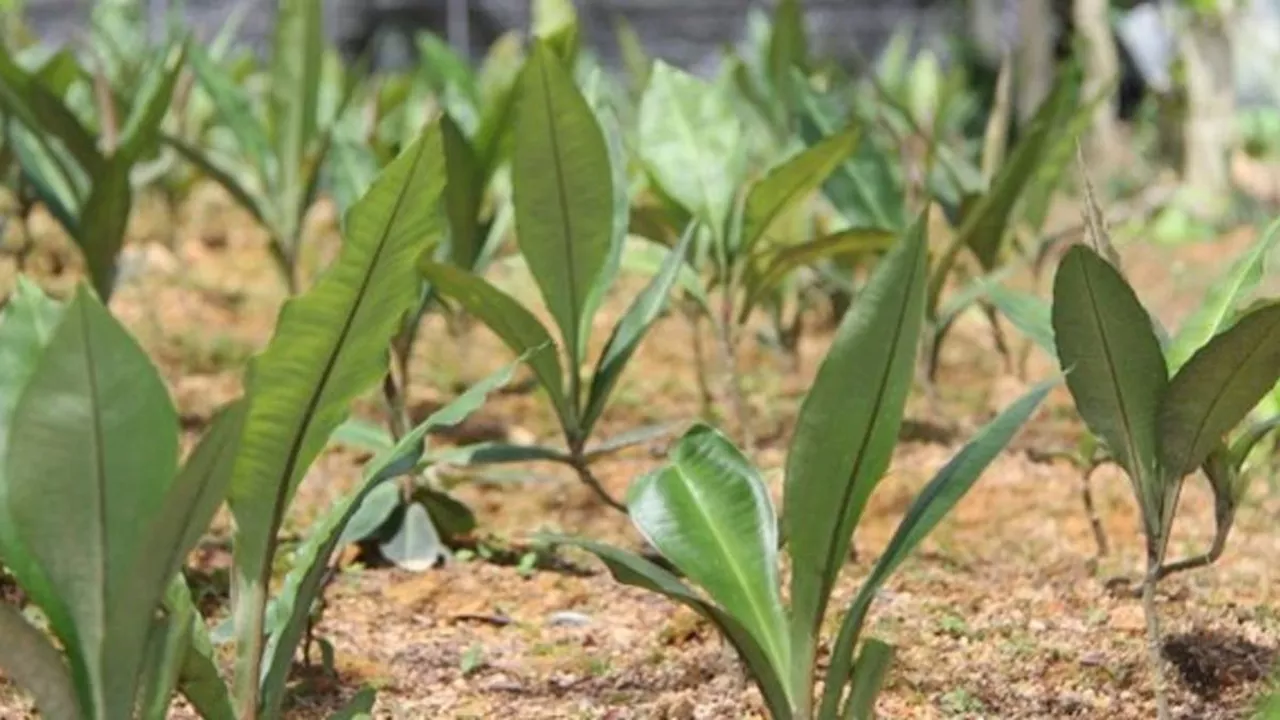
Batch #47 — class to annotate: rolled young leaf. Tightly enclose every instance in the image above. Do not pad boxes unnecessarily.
[1158,301,1280,480]
[820,378,1054,718]
[1052,244,1168,534]
[784,213,928,705]
[628,424,790,675]
[512,41,614,367]
[227,126,446,716]
[6,285,180,720]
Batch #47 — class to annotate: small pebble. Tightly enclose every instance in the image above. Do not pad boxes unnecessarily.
[547,610,591,627]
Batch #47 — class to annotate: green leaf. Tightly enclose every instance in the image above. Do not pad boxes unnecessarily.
[741,127,860,255]
[614,16,651,94]
[821,379,1053,718]
[169,581,235,720]
[0,603,80,720]
[629,425,790,675]
[137,578,199,720]
[442,113,483,269]
[228,126,445,713]
[5,285,179,720]
[269,0,323,224]
[0,44,102,176]
[78,156,133,299]
[784,214,927,697]
[983,283,1054,356]
[1167,219,1280,370]
[328,417,394,454]
[840,639,894,720]
[532,0,580,64]
[258,356,523,717]
[741,228,896,320]
[639,61,744,241]
[426,441,571,467]
[187,40,271,175]
[1158,302,1280,479]
[328,687,376,720]
[580,223,696,436]
[1052,245,1168,533]
[616,234,710,313]
[420,261,572,432]
[544,537,793,720]
[767,0,806,99]
[8,124,83,232]
[327,137,380,226]
[513,42,614,365]
[117,41,186,164]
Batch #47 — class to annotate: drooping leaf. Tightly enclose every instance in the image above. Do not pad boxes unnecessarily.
[784,214,927,692]
[580,223,696,435]
[228,127,446,712]
[1158,302,1280,479]
[1052,245,1168,530]
[629,425,789,674]
[258,356,523,716]
[820,379,1053,717]
[544,537,793,720]
[639,61,744,241]
[983,283,1054,356]
[420,261,571,430]
[1167,219,1280,370]
[6,285,179,720]
[512,42,614,365]
[741,228,896,320]
[740,127,860,255]
[328,416,395,454]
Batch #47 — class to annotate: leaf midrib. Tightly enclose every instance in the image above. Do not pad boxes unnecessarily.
[670,462,786,670]
[78,299,109,713]
[1168,311,1280,474]
[537,56,584,365]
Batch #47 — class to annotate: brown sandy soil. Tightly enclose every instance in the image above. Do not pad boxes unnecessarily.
[1,189,1278,719]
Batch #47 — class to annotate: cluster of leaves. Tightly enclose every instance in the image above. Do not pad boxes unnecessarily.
[0,126,522,719]
[551,217,1053,719]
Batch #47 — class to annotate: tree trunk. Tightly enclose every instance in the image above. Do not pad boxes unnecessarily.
[1074,0,1123,164]
[1015,0,1055,122]
[1178,8,1237,211]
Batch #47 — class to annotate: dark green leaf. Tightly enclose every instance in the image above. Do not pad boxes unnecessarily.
[840,638,894,720]
[741,228,896,320]
[442,113,483,269]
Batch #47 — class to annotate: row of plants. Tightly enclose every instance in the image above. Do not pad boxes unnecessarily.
[1,0,1279,718]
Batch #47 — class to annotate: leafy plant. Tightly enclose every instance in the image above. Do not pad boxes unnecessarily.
[548,215,1053,718]
[166,0,359,293]
[420,41,695,512]
[0,38,186,298]
[1050,216,1280,719]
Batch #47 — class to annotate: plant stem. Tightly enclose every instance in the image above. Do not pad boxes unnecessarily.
[687,308,716,421]
[1080,462,1109,559]
[569,455,627,513]
[1141,560,1172,720]
[716,308,754,455]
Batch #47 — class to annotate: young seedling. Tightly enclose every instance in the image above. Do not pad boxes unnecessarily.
[547,216,1053,719]
[1051,221,1280,719]
[420,42,695,512]
[166,0,361,293]
[0,39,186,299]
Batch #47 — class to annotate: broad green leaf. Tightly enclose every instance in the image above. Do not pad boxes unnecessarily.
[639,61,744,240]
[442,113,483,269]
[580,223,696,435]
[1052,245,1168,531]
[258,357,522,716]
[741,228,896,320]
[269,0,323,238]
[840,639,894,720]
[117,41,186,164]
[187,41,271,174]
[820,379,1053,717]
[1158,302,1280,479]
[513,42,614,365]
[545,537,793,720]
[0,603,79,720]
[420,261,571,431]
[78,156,133,299]
[228,127,446,712]
[1167,219,1280,370]
[741,127,860,255]
[629,425,789,674]
[784,214,927,695]
[6,285,179,720]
